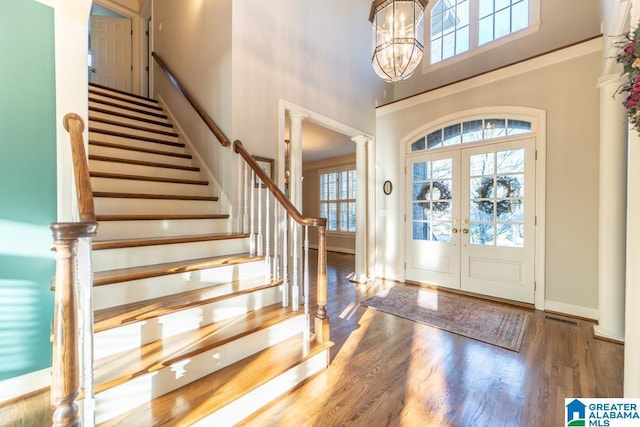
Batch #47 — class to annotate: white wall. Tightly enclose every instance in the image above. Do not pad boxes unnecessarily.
[375,40,602,314]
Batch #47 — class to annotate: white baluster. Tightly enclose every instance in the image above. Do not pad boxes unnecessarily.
[292,220,299,311]
[273,194,279,281]
[243,161,249,234]
[250,169,256,255]
[303,225,310,341]
[265,190,271,281]
[282,210,289,308]
[257,176,263,256]
[237,158,243,233]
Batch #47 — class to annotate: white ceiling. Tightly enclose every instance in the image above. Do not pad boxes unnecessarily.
[298,120,355,164]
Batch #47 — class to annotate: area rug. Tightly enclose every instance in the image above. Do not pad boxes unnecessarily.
[360,286,528,352]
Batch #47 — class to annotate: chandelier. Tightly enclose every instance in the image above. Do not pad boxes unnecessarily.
[369,0,427,82]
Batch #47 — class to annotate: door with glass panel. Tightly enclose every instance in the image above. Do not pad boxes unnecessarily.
[406,151,461,289]
[460,139,535,303]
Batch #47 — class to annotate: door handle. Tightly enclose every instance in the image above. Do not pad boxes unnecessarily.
[462,228,469,234]
[452,228,458,234]
[91,68,97,73]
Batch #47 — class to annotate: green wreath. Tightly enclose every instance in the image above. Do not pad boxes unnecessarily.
[474,176,521,215]
[417,181,451,212]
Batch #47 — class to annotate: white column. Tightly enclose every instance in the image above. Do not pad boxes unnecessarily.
[626,0,640,397]
[351,135,370,283]
[288,111,306,306]
[594,74,627,342]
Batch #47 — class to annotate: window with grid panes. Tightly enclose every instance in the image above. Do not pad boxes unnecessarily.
[319,168,356,233]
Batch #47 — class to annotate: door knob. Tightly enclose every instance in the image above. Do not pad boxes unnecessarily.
[91,68,97,73]
[452,228,459,233]
[462,228,469,234]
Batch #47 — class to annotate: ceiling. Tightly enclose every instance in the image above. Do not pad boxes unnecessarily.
[298,120,356,164]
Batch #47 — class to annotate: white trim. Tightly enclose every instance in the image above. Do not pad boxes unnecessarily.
[603,0,631,76]
[379,37,602,116]
[545,300,599,321]
[34,0,56,7]
[400,106,546,308]
[0,368,50,404]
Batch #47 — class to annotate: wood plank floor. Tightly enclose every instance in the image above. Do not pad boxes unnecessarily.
[241,251,624,427]
[0,252,623,426]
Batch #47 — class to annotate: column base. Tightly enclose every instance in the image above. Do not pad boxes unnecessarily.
[593,324,625,343]
[349,273,370,284]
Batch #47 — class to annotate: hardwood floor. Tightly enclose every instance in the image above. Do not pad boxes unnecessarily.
[241,251,624,427]
[0,252,623,426]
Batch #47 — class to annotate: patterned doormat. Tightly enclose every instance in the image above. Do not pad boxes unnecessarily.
[360,285,529,352]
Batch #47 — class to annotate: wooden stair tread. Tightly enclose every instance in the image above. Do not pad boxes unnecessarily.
[89,107,173,129]
[94,276,282,332]
[89,128,184,148]
[98,334,331,427]
[89,97,168,119]
[89,140,191,159]
[89,88,163,111]
[89,154,200,171]
[89,117,179,137]
[92,232,250,250]
[94,305,301,394]
[89,83,159,104]
[93,253,261,286]
[96,214,228,221]
[90,171,208,185]
[93,192,217,202]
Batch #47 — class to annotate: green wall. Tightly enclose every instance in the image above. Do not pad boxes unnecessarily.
[0,0,57,381]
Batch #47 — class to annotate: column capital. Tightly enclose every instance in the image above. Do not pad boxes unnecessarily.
[288,111,308,123]
[351,135,371,146]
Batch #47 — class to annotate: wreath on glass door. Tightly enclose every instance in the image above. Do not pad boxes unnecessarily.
[474,176,521,215]
[417,181,451,212]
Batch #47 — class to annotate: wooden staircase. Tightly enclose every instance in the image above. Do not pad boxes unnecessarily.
[77,83,331,425]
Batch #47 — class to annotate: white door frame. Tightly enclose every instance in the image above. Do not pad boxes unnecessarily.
[278,100,376,280]
[401,106,546,310]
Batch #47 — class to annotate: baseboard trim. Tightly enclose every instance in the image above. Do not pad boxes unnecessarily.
[0,368,50,405]
[544,300,598,321]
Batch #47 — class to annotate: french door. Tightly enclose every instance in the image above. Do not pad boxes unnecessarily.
[406,138,535,303]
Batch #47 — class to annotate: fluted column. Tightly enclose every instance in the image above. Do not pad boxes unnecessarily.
[594,73,628,342]
[351,135,370,283]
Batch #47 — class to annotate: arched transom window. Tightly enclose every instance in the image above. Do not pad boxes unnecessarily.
[409,117,532,153]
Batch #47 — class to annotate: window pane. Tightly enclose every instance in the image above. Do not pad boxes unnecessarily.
[494,8,510,40]
[456,0,469,27]
[470,223,495,245]
[496,223,524,247]
[432,201,452,220]
[431,222,452,243]
[328,202,337,231]
[431,39,442,63]
[414,183,430,200]
[496,199,523,222]
[411,137,426,152]
[462,120,483,142]
[456,25,469,54]
[427,130,443,149]
[414,202,430,221]
[479,15,493,45]
[471,176,494,198]
[432,180,452,200]
[496,175,524,198]
[339,171,348,199]
[339,203,348,232]
[442,31,455,59]
[320,174,327,200]
[348,170,356,199]
[470,153,494,176]
[507,119,532,135]
[413,162,429,181]
[495,0,510,11]
[470,200,495,222]
[320,202,327,219]
[443,124,461,146]
[432,0,444,16]
[348,202,356,232]
[413,222,431,240]
[432,159,453,179]
[512,0,528,32]
[479,0,493,18]
[484,118,506,139]
[497,149,524,173]
[328,172,337,199]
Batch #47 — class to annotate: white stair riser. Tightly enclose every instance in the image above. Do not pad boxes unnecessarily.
[89,159,202,181]
[94,315,304,425]
[95,197,219,215]
[90,93,164,115]
[96,218,229,240]
[93,260,267,310]
[91,177,210,196]
[89,87,159,108]
[193,349,329,427]
[93,237,249,271]
[89,144,193,167]
[89,110,171,129]
[88,131,185,155]
[89,120,179,143]
[89,101,166,122]
[94,285,283,359]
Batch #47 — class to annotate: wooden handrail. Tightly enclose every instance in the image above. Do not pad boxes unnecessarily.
[63,114,96,222]
[233,140,327,228]
[151,52,231,148]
